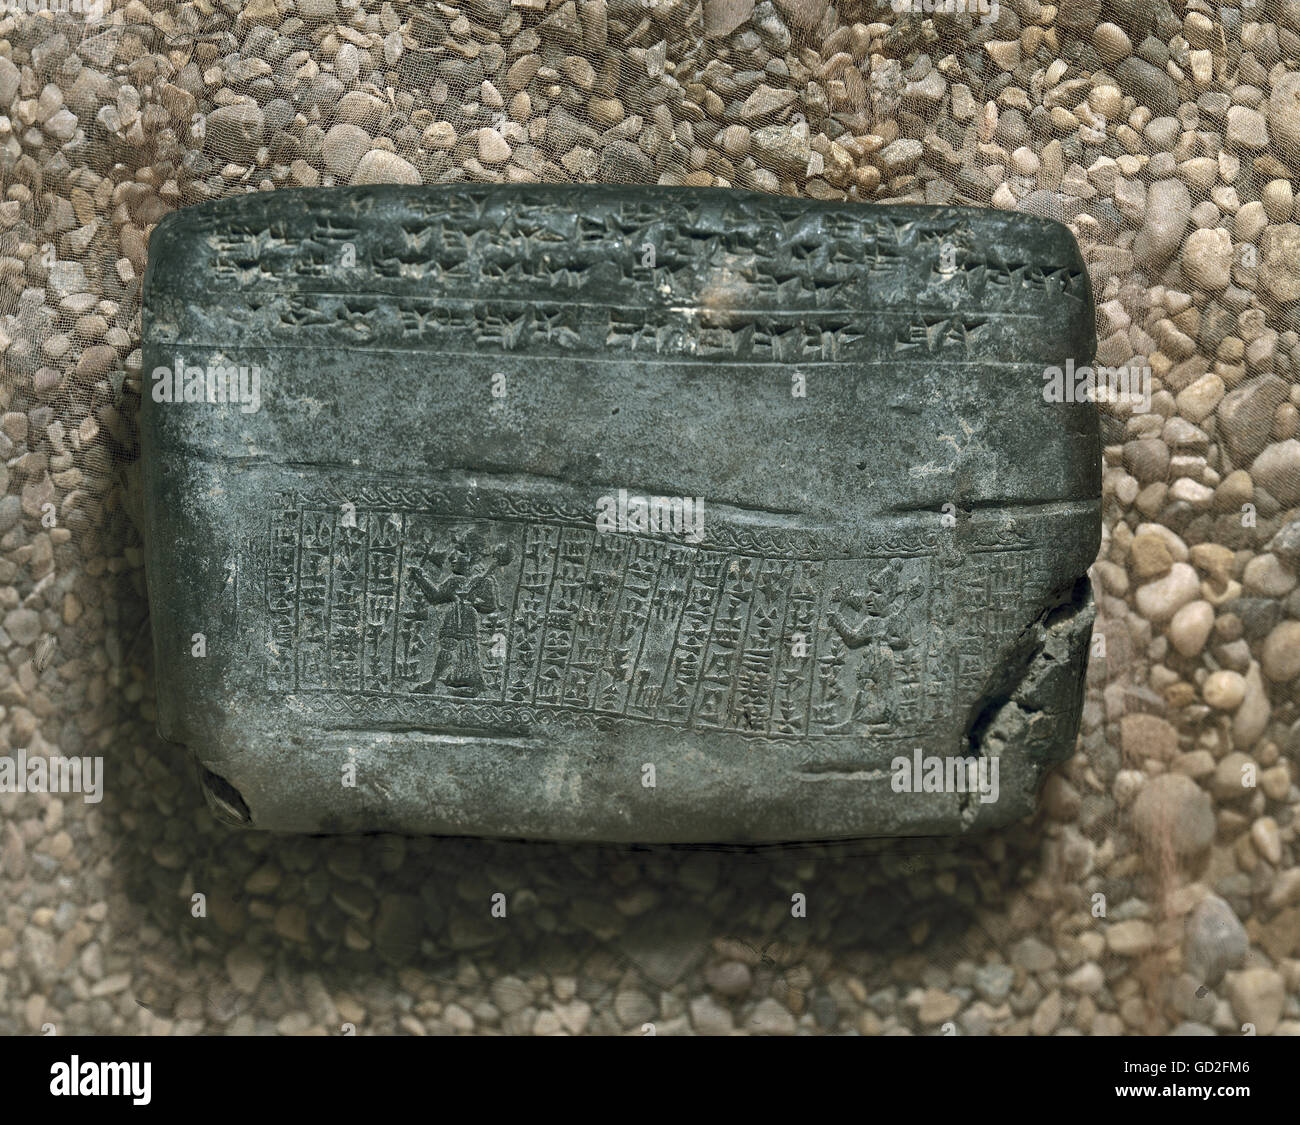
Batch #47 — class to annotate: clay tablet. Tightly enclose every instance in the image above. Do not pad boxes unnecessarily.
[141,186,1101,842]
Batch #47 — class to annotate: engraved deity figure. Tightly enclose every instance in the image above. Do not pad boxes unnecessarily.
[822,559,924,734]
[408,529,513,696]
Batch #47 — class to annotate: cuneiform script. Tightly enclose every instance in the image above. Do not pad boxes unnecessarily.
[149,191,1087,367]
[243,484,1049,743]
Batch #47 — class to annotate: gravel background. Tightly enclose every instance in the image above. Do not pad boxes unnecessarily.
[1,0,1299,1035]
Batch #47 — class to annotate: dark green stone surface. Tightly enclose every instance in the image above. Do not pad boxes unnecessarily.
[141,185,1100,842]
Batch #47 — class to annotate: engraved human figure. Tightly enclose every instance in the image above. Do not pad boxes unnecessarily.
[822,560,924,733]
[408,530,513,695]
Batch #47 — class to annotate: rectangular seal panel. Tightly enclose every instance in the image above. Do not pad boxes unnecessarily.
[141,186,1100,843]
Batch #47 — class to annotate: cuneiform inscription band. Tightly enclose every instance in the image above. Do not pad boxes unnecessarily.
[249,485,1044,741]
